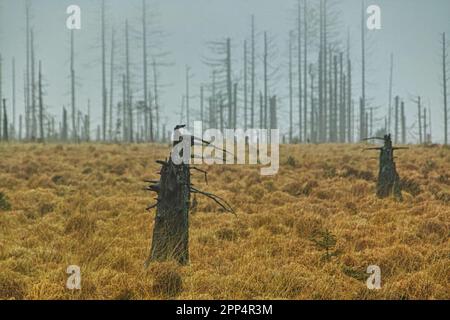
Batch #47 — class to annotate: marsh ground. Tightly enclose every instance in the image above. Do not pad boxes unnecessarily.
[0,143,448,299]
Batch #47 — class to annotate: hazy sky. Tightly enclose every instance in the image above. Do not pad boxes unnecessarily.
[0,0,449,142]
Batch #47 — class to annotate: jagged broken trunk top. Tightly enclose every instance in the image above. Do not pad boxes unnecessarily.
[147,158,191,266]
[376,135,403,201]
[145,125,234,267]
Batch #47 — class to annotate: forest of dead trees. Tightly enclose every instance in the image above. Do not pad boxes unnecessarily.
[0,0,448,145]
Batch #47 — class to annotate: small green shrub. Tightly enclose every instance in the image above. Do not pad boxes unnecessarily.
[0,192,11,211]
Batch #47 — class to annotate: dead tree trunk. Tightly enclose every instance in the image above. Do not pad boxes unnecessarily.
[365,134,404,201]
[401,100,406,144]
[250,15,256,129]
[0,54,3,138]
[145,126,233,266]
[109,28,115,141]
[101,0,107,141]
[442,33,448,145]
[394,96,399,144]
[147,156,191,266]
[38,61,44,141]
[297,0,302,142]
[360,0,366,140]
[31,30,37,140]
[12,58,16,138]
[70,29,76,142]
[2,99,8,141]
[417,96,422,144]
[288,31,294,142]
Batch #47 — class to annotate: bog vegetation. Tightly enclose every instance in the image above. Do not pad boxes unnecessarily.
[0,143,448,300]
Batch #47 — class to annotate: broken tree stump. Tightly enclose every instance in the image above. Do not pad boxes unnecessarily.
[364,134,407,201]
[146,157,191,266]
[145,125,234,267]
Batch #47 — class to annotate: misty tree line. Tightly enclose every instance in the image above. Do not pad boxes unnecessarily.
[0,0,170,144]
[186,0,448,144]
[0,0,448,145]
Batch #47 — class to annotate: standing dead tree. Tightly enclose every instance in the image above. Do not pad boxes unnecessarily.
[2,99,8,141]
[364,134,406,201]
[442,33,448,145]
[145,125,234,267]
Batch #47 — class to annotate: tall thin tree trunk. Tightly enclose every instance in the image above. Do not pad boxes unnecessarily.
[339,52,345,142]
[101,0,107,141]
[38,61,44,141]
[233,82,238,129]
[0,55,2,138]
[143,0,153,141]
[418,96,422,144]
[323,0,328,142]
[25,1,31,140]
[125,20,133,142]
[12,58,16,138]
[109,28,115,141]
[226,38,232,128]
[19,115,23,141]
[347,33,352,143]
[122,74,127,141]
[443,33,448,145]
[153,59,159,140]
[200,85,204,125]
[87,99,91,142]
[211,70,217,128]
[62,107,67,141]
[297,0,302,141]
[429,108,432,143]
[244,40,248,131]
[395,96,399,144]
[289,31,294,142]
[250,15,255,129]
[259,91,263,129]
[264,32,268,130]
[401,100,406,144]
[387,53,393,134]
[318,0,324,142]
[70,29,76,141]
[424,107,427,144]
[186,65,190,127]
[31,30,37,140]
[360,0,366,140]
[309,64,316,143]
[303,0,308,141]
[332,54,337,142]
[328,49,333,142]
[3,99,8,141]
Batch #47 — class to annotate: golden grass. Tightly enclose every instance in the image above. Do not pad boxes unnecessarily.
[0,143,448,300]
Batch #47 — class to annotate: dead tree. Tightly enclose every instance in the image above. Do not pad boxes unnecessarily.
[401,101,406,144]
[145,125,234,266]
[38,61,44,141]
[288,30,294,142]
[250,15,256,129]
[364,134,406,201]
[442,33,448,145]
[12,58,16,138]
[101,0,107,141]
[360,0,367,140]
[2,99,8,141]
[70,29,76,141]
[0,54,2,138]
[417,96,422,144]
[31,30,37,140]
[297,0,302,141]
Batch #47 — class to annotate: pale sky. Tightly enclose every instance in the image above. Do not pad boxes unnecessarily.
[0,0,449,142]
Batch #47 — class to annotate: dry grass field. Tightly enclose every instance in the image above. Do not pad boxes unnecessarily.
[0,143,448,300]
